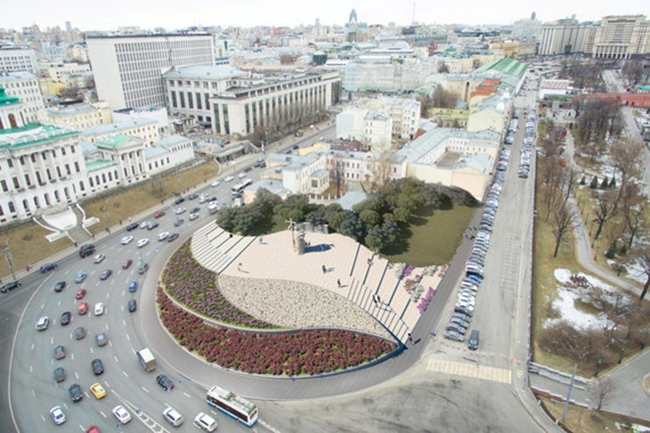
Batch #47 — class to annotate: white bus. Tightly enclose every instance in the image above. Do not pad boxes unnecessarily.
[230,178,252,196]
[206,386,258,427]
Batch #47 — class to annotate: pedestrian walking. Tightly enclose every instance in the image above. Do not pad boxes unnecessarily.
[337,279,341,288]
[237,263,243,272]
[372,294,378,305]
[74,241,78,247]
[377,295,382,304]
[407,333,414,344]
[259,237,263,244]
[322,264,326,274]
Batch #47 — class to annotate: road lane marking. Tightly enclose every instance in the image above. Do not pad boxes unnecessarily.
[427,359,512,384]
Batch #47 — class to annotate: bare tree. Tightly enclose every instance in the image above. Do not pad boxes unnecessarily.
[592,189,618,240]
[416,93,433,117]
[621,59,650,89]
[329,153,345,197]
[432,84,457,109]
[550,202,578,258]
[589,377,615,412]
[633,244,650,301]
[361,150,397,194]
[621,182,647,248]
[610,137,644,211]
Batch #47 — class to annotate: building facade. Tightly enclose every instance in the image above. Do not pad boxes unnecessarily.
[39,101,113,130]
[0,71,44,123]
[86,34,215,110]
[0,45,38,74]
[80,118,160,147]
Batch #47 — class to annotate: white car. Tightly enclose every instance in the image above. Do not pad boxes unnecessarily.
[112,405,132,424]
[224,175,234,182]
[137,238,149,248]
[140,221,152,229]
[50,406,66,425]
[158,231,169,241]
[94,302,104,316]
[174,207,186,214]
[199,194,210,203]
[120,235,134,245]
[237,172,246,179]
[93,254,105,264]
[210,180,220,187]
[189,212,199,221]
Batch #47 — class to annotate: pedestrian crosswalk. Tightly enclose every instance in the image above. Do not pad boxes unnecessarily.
[426,359,512,384]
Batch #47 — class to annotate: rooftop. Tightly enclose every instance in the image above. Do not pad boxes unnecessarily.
[0,123,78,149]
[80,118,157,137]
[163,65,248,81]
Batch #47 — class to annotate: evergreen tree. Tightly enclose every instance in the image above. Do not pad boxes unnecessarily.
[589,175,599,188]
[601,176,609,188]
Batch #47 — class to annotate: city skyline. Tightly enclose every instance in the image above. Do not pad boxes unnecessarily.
[1,0,648,32]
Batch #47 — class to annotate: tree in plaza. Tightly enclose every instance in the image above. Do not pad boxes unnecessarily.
[416,93,434,117]
[610,137,644,211]
[338,213,366,242]
[600,176,610,189]
[361,149,398,194]
[632,244,650,301]
[589,175,599,189]
[621,182,646,248]
[589,377,616,413]
[431,84,457,108]
[592,189,618,240]
[621,59,650,89]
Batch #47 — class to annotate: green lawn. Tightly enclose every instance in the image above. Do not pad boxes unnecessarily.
[381,204,476,267]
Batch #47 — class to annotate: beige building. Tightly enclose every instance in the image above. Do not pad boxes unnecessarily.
[80,118,159,147]
[40,101,112,130]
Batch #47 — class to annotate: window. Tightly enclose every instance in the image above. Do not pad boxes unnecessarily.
[7,159,13,168]
[24,174,31,186]
[12,177,20,189]
[0,180,7,192]
[8,201,15,213]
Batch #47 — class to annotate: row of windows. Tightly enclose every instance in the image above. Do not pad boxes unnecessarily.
[2,146,77,170]
[0,161,81,192]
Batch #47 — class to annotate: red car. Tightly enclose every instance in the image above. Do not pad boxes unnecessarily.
[75,288,87,300]
[86,425,100,433]
[78,302,88,315]
[154,210,165,218]
[122,259,133,270]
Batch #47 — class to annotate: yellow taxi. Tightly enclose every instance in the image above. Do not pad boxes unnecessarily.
[90,383,106,399]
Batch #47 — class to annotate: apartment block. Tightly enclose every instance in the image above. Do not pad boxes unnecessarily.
[0,45,38,74]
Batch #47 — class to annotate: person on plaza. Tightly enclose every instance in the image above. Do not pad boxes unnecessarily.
[322,264,326,274]
[337,279,341,288]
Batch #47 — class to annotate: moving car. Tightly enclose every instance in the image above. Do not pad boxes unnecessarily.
[154,210,166,218]
[60,311,72,326]
[99,269,112,280]
[174,197,185,204]
[50,406,66,425]
[189,212,199,220]
[74,271,87,283]
[54,345,66,360]
[188,193,198,200]
[194,412,218,432]
[156,374,174,391]
[90,382,106,399]
[85,426,100,433]
[41,263,57,274]
[224,175,234,182]
[112,405,132,424]
[91,358,104,375]
[122,259,133,269]
[138,263,149,274]
[36,316,49,330]
[1,281,21,293]
[94,302,105,316]
[128,299,137,312]
[173,218,184,227]
[120,235,134,245]
[53,367,66,382]
[137,238,149,248]
[78,302,89,315]
[126,222,139,231]
[69,383,83,402]
[140,221,152,229]
[210,180,220,187]
[147,221,159,230]
[96,332,108,347]
[54,281,67,292]
[158,232,169,241]
[75,288,87,299]
[173,207,186,214]
[129,281,138,292]
[93,254,105,264]
[163,407,184,427]
[75,326,86,340]
[79,244,96,258]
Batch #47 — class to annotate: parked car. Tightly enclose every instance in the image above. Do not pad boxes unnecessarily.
[189,212,199,220]
[41,263,57,274]
[54,281,67,292]
[156,374,174,391]
[69,383,83,402]
[74,271,87,283]
[60,311,72,326]
[444,329,465,342]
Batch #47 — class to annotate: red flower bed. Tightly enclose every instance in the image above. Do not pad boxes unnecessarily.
[158,287,397,375]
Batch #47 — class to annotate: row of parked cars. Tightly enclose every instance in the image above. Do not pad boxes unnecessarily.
[518,110,537,178]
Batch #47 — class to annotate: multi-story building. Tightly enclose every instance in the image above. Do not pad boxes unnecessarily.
[39,101,113,130]
[112,106,170,136]
[162,65,250,127]
[208,70,341,137]
[0,45,38,74]
[343,60,437,92]
[539,15,650,58]
[0,71,44,122]
[80,118,160,147]
[382,97,420,140]
[40,61,91,82]
[86,34,215,110]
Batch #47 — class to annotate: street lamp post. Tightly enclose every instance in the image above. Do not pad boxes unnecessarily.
[642,331,648,350]
[102,199,110,232]
[594,245,599,261]
[618,345,626,364]
[594,357,602,377]
[2,240,17,282]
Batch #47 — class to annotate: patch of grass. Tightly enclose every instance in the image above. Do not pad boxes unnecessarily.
[381,204,475,267]
[539,396,646,433]
[0,161,219,278]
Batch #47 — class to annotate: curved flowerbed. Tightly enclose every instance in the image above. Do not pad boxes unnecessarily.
[162,240,275,328]
[158,287,397,375]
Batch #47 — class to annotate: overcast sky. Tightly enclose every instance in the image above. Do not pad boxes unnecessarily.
[1,0,648,31]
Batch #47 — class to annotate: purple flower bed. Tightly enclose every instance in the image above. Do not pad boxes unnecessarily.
[158,287,397,375]
[402,265,414,278]
[417,286,436,313]
[162,240,275,328]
